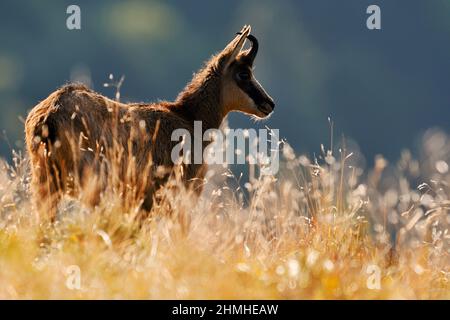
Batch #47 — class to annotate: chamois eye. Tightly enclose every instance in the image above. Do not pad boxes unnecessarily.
[237,71,251,81]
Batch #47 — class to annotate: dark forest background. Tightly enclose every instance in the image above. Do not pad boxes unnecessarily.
[1,0,449,165]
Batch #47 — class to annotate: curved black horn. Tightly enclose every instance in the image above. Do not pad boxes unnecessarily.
[246,34,259,63]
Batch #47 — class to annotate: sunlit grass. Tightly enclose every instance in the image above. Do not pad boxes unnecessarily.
[0,129,448,299]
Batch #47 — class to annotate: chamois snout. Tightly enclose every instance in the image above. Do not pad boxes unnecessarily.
[250,79,275,118]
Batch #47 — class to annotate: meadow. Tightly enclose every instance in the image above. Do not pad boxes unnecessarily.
[0,126,448,299]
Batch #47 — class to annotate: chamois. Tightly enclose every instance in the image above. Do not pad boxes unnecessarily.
[25,25,275,221]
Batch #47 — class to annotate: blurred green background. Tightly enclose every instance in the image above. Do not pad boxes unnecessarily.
[1,0,449,163]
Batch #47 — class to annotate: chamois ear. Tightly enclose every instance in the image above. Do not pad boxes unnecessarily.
[218,25,251,70]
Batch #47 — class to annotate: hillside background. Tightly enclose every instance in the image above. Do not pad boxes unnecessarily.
[1,0,449,163]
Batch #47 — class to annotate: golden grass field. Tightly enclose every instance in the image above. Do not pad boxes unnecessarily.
[0,127,448,299]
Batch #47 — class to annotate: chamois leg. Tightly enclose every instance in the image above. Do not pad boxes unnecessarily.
[77,157,105,210]
[139,181,161,220]
[139,178,167,220]
[141,192,154,213]
[30,148,63,223]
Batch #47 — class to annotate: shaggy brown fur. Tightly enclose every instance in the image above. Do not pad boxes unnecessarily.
[25,25,274,221]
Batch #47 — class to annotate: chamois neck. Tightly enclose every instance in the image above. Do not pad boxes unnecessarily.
[174,66,226,131]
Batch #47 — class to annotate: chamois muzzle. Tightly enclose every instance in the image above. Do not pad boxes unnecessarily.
[251,76,275,117]
[258,97,275,116]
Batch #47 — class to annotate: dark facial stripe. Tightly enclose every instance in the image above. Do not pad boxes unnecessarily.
[236,78,270,107]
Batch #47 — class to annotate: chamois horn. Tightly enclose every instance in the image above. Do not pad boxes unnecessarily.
[245,34,259,64]
[236,32,259,64]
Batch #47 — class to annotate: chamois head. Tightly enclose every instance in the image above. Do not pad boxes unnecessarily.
[217,25,275,119]
[217,26,275,118]
[176,25,274,123]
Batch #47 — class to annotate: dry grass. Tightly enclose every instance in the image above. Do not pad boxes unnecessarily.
[0,126,449,299]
